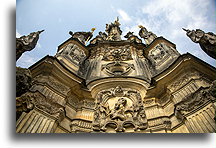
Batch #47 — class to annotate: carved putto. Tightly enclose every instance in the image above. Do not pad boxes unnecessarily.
[138,25,157,45]
[183,28,216,59]
[110,98,127,121]
[103,46,132,61]
[16,30,44,61]
[93,86,148,132]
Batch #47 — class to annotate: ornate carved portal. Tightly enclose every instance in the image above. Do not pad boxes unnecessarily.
[93,86,147,133]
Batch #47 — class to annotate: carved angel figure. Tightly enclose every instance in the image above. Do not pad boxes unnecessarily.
[16,30,44,61]
[138,25,157,45]
[183,28,216,59]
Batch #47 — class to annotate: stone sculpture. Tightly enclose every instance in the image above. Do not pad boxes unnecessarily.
[93,86,148,132]
[183,28,216,59]
[16,67,32,97]
[69,28,95,45]
[90,31,108,44]
[175,80,216,121]
[16,30,44,61]
[138,25,157,45]
[105,17,122,41]
[124,31,142,43]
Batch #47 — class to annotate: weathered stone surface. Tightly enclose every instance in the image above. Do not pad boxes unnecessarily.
[183,28,216,59]
[16,19,216,133]
[69,28,95,45]
[174,81,216,121]
[16,67,32,97]
[92,86,148,132]
[138,25,157,45]
[16,91,65,123]
[16,30,44,61]
[105,17,122,41]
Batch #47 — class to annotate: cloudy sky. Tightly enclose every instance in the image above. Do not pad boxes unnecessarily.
[16,0,216,68]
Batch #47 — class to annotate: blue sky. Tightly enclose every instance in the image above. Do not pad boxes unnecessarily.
[16,0,216,68]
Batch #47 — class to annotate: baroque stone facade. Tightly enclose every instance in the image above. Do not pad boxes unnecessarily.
[16,19,216,133]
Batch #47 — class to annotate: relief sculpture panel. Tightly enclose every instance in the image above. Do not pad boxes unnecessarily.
[93,86,148,132]
[90,45,132,61]
[57,43,86,65]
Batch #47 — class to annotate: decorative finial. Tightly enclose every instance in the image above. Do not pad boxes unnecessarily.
[182,28,189,32]
[38,30,45,34]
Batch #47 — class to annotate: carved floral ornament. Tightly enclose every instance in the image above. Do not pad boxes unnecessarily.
[93,85,148,132]
[89,45,132,61]
[16,91,65,122]
[102,61,135,76]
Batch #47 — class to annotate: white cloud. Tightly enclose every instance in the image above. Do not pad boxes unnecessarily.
[16,53,37,68]
[36,42,41,49]
[117,0,215,67]
[139,0,213,34]
[16,30,22,38]
[117,9,131,22]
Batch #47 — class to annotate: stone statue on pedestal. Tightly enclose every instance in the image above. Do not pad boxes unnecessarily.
[138,25,157,45]
[16,30,44,61]
[105,17,122,41]
[183,28,216,59]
